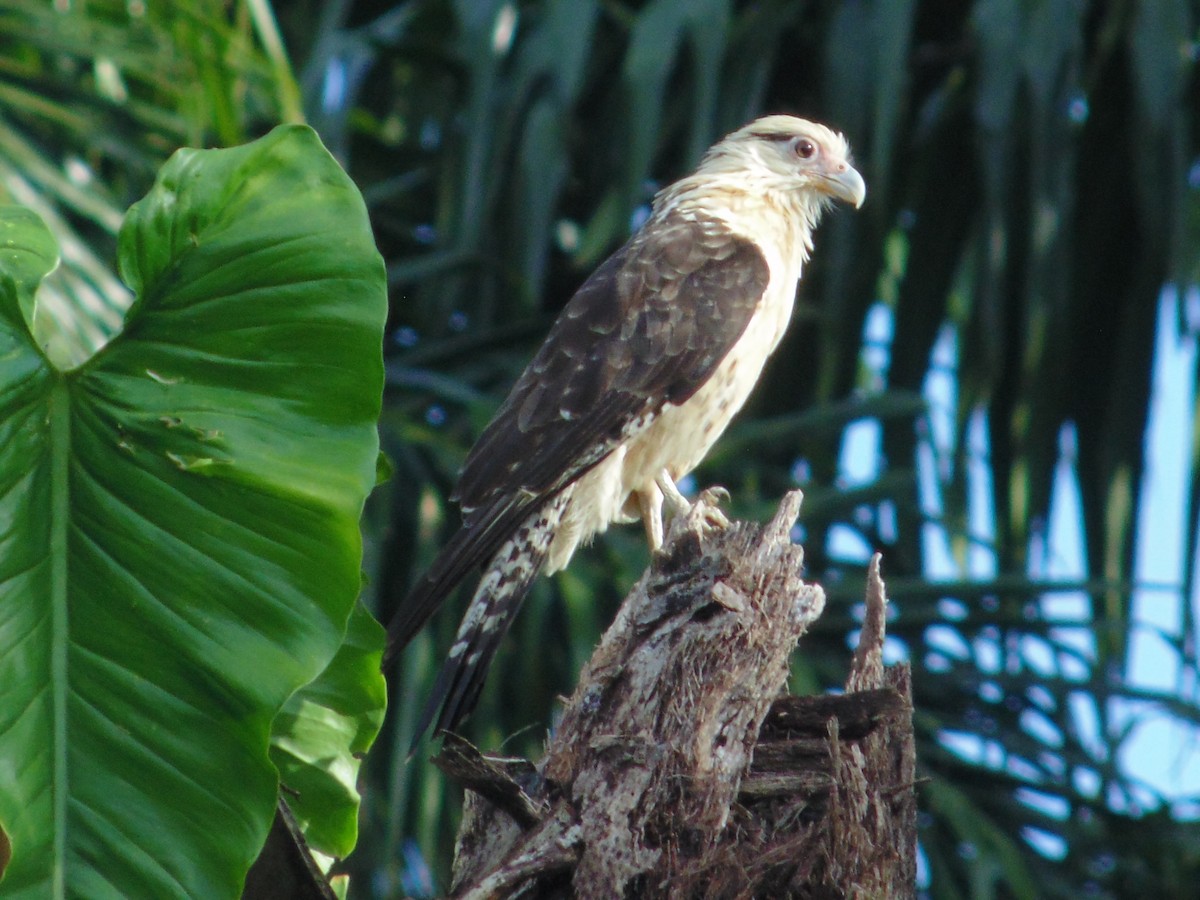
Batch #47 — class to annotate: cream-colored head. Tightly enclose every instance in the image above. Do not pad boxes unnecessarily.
[700,115,865,208]
[654,115,866,227]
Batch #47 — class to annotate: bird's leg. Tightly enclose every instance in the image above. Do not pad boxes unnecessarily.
[655,469,732,534]
[638,482,665,552]
[656,469,691,516]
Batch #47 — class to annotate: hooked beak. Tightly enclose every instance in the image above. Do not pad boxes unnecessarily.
[818,162,866,208]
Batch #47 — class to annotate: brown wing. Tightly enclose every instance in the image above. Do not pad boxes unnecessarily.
[455,212,770,520]
[385,212,770,658]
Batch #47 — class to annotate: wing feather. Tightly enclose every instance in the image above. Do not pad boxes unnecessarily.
[456,213,771,518]
[385,212,770,660]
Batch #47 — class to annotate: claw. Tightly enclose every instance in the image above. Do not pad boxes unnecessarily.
[692,487,731,532]
[651,471,732,543]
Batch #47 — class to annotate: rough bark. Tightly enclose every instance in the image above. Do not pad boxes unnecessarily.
[438,491,916,899]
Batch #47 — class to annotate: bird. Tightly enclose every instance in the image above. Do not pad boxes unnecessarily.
[386,115,866,742]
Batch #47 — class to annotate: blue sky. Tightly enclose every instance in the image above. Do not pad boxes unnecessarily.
[830,285,1200,854]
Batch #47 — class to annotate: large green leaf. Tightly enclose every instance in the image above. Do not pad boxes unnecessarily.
[270,598,387,861]
[0,124,386,898]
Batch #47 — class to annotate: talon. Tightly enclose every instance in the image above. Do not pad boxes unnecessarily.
[654,472,732,538]
[699,505,731,532]
[688,485,732,535]
[698,485,730,507]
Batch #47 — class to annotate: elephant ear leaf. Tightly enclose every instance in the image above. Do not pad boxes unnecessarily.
[0,124,386,899]
[270,598,388,862]
[0,207,58,331]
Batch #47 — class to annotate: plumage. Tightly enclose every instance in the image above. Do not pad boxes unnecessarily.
[386,115,866,741]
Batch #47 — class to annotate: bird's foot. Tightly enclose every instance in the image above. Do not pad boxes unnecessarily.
[698,485,730,507]
[689,486,732,535]
[656,470,692,517]
[648,472,732,550]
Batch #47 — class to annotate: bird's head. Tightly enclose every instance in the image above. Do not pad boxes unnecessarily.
[692,115,866,213]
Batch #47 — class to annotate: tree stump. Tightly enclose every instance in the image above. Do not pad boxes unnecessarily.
[436,491,916,899]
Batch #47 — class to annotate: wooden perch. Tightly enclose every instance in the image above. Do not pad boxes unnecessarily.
[439,491,916,898]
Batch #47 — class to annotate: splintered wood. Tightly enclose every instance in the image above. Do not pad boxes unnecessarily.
[438,492,916,899]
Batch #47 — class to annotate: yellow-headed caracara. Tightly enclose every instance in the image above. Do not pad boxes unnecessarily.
[386,115,866,741]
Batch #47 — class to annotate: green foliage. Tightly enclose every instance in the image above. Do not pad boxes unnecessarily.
[0,0,302,364]
[271,599,389,861]
[0,126,386,897]
[313,2,1200,897]
[2,1,1199,898]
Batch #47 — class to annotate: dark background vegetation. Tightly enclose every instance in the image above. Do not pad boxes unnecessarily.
[2,0,1198,897]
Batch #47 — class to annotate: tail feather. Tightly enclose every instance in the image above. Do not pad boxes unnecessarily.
[384,496,537,666]
[411,493,570,747]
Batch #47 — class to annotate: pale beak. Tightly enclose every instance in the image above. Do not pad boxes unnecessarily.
[819,162,867,208]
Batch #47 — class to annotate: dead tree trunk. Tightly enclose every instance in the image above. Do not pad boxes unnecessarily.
[436,491,917,899]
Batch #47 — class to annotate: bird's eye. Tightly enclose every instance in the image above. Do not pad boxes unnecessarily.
[794,138,817,160]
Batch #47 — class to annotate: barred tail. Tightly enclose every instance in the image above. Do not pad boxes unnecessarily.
[412,493,570,745]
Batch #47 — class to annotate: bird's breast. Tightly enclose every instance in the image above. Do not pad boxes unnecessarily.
[623,269,796,484]
[544,262,799,573]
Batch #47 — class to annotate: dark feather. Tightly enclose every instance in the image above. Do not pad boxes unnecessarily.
[382,495,529,661]
[455,212,770,518]
[385,212,770,689]
[412,495,570,744]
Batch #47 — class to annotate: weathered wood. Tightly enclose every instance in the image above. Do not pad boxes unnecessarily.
[441,494,917,898]
[753,555,917,898]
[435,734,544,829]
